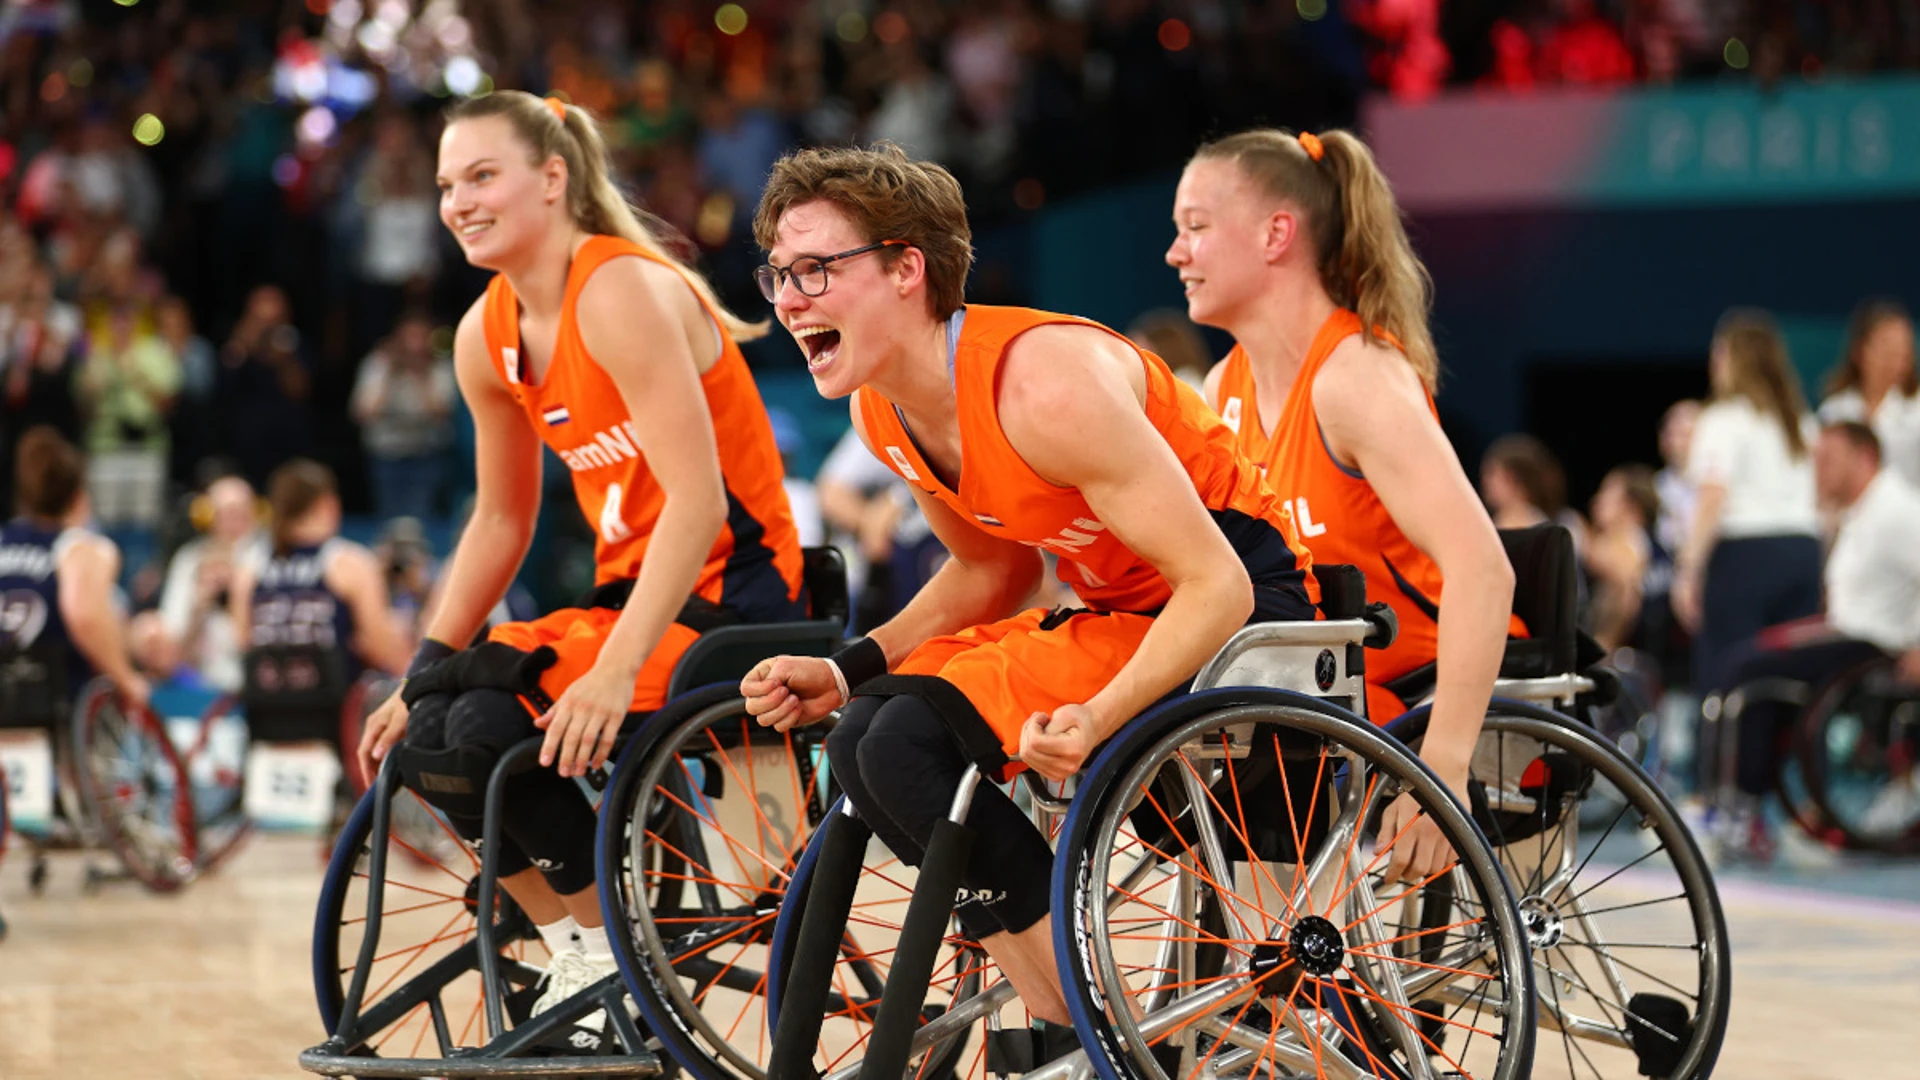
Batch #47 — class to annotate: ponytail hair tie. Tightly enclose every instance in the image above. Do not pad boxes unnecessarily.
[544,96,568,123]
[1297,131,1325,162]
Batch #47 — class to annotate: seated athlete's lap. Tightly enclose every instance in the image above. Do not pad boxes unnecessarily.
[488,606,701,714]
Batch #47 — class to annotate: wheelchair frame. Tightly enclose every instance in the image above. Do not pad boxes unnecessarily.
[301,548,852,1077]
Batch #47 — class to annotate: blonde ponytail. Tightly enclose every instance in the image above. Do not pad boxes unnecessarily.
[1193,128,1438,390]
[448,91,768,342]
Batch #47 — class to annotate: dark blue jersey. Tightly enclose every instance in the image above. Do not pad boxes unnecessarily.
[0,517,91,697]
[250,540,360,680]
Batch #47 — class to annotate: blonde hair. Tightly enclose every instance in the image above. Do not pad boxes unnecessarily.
[1714,308,1808,457]
[754,143,974,319]
[1192,128,1438,391]
[447,91,766,342]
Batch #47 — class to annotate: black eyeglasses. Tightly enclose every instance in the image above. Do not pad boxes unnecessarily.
[755,240,908,303]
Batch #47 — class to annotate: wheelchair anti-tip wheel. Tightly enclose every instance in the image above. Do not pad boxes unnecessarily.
[1398,699,1729,1080]
[1056,691,1537,1080]
[598,687,843,1080]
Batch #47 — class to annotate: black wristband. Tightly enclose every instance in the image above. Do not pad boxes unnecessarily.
[406,637,458,679]
[829,636,888,691]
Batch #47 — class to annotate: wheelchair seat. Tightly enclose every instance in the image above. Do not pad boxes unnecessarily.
[1383,523,1606,706]
[0,638,70,731]
[663,545,850,698]
[241,643,351,744]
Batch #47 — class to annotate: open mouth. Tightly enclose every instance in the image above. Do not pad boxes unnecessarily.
[794,325,842,372]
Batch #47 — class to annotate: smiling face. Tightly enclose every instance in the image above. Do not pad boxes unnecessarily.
[765,199,925,399]
[1859,315,1916,398]
[1165,157,1287,330]
[437,115,564,271]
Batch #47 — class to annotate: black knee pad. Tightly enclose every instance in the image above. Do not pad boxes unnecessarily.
[395,688,532,817]
[395,743,503,818]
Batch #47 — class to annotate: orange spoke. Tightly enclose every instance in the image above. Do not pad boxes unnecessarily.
[1319,771,1385,919]
[690,939,755,1007]
[354,873,466,903]
[641,828,765,903]
[1339,858,1462,935]
[721,968,771,1043]
[669,911,777,965]
[343,896,468,924]
[655,775,793,888]
[1347,915,1486,954]
[1219,729,1301,922]
[1343,966,1492,1073]
[1344,948,1498,982]
[700,727,800,878]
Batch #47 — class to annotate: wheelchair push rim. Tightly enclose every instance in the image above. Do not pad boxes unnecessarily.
[600,692,843,1080]
[1406,699,1730,1080]
[1056,694,1537,1080]
[1794,657,1920,854]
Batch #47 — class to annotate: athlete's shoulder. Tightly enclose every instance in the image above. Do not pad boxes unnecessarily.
[1315,333,1426,411]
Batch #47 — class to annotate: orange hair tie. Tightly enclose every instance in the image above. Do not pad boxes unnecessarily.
[544,96,567,123]
[1297,131,1325,162]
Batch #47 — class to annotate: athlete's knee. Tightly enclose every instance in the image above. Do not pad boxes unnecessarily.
[395,688,533,816]
[824,695,884,781]
[856,695,966,823]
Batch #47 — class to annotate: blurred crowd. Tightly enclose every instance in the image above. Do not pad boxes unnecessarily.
[4,1,1920,820]
[1478,299,1920,863]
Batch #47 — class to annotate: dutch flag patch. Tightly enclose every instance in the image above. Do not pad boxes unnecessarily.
[542,405,571,426]
[973,513,1005,528]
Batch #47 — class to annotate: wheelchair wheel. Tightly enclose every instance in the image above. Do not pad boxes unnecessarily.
[69,678,198,892]
[1795,658,1920,853]
[1058,691,1536,1080]
[761,794,994,1080]
[1399,700,1729,1080]
[598,688,842,1080]
[314,782,549,1059]
[181,692,251,872]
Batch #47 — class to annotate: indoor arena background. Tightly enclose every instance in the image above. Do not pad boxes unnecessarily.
[1,0,1917,1076]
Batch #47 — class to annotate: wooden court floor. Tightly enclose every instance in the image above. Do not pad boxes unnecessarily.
[1,832,1915,1079]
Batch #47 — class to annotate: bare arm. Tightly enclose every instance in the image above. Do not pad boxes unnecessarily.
[59,536,141,691]
[328,545,412,675]
[419,301,542,650]
[999,326,1253,744]
[1315,340,1513,790]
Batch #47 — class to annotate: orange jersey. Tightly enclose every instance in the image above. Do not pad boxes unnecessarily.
[1214,309,1523,716]
[859,305,1312,614]
[480,235,803,619]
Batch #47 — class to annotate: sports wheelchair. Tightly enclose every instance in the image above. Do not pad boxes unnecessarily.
[180,641,400,870]
[641,566,1536,1080]
[1383,526,1729,1080]
[300,547,852,1077]
[1705,636,1920,855]
[0,637,199,928]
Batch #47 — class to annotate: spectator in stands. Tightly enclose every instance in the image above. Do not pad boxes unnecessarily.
[158,294,217,477]
[1675,309,1821,700]
[217,284,313,488]
[1714,421,1920,857]
[1,262,84,508]
[1817,299,1920,487]
[1480,432,1586,549]
[1126,309,1212,393]
[767,407,824,548]
[351,312,455,518]
[1585,464,1665,652]
[157,474,265,692]
[816,427,945,634]
[75,299,180,527]
[353,112,441,358]
[1654,398,1700,557]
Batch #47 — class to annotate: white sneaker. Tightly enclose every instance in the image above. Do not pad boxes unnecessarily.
[1858,781,1920,836]
[532,945,621,1031]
